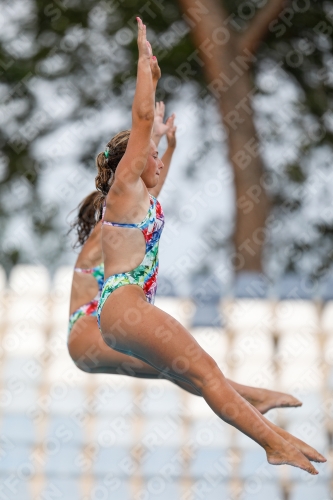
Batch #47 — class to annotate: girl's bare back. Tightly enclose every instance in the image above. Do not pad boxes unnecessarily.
[70,222,103,315]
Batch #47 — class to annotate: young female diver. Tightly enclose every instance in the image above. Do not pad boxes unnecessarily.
[68,101,174,335]
[68,104,305,415]
[92,17,325,473]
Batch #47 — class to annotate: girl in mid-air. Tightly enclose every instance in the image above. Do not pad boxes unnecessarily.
[90,17,325,474]
[68,105,305,415]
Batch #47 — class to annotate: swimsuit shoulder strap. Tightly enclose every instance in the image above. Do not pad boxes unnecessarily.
[74,267,92,274]
[74,262,104,277]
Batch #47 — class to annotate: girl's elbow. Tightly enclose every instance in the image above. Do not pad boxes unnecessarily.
[133,109,155,122]
[133,100,154,122]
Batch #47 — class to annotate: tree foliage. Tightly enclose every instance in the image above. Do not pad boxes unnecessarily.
[1,0,333,277]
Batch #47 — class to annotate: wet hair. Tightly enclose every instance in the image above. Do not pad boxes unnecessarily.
[68,191,101,248]
[94,129,131,215]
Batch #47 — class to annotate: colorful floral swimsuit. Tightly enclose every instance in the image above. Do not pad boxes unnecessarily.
[68,263,104,334]
[97,194,164,329]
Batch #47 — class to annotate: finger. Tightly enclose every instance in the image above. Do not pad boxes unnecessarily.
[146,40,152,56]
[137,18,147,50]
[151,57,158,70]
[137,17,144,35]
[136,17,142,41]
[141,23,147,46]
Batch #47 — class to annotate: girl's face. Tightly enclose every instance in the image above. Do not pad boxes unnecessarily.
[141,139,164,188]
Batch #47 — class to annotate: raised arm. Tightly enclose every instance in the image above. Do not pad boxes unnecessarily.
[111,18,157,192]
[149,113,177,198]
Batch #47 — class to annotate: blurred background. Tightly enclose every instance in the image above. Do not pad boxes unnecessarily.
[1,0,333,498]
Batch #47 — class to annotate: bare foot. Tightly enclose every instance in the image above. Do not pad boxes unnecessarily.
[247,388,302,414]
[250,402,327,464]
[272,425,326,463]
[266,440,318,475]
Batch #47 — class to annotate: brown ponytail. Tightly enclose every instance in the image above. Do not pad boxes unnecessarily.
[68,191,101,248]
[68,130,131,248]
[94,129,131,214]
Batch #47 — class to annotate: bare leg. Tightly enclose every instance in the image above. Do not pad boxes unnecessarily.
[68,316,302,410]
[68,315,200,395]
[230,381,302,414]
[251,405,326,463]
[98,286,322,474]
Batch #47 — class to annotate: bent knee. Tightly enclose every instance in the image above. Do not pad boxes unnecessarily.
[67,334,79,362]
[67,338,99,374]
[67,337,88,372]
[67,320,100,371]
[185,355,221,391]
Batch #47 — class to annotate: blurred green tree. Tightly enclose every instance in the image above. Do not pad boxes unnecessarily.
[1,0,332,278]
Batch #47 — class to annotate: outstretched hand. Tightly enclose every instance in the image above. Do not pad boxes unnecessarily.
[136,17,161,80]
[150,54,161,81]
[153,102,172,137]
[166,113,177,149]
[136,17,150,60]
[152,102,176,148]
